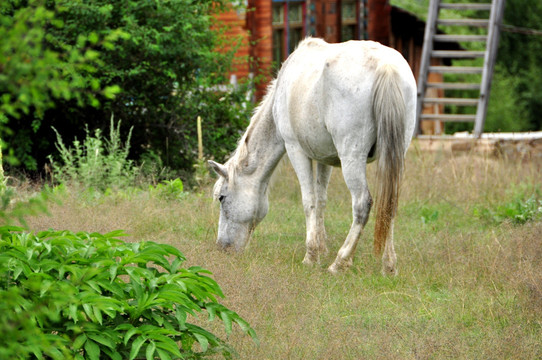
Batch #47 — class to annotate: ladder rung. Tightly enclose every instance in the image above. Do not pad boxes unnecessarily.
[421,114,477,122]
[429,66,483,74]
[432,50,485,58]
[427,82,481,90]
[423,97,479,106]
[437,19,489,27]
[433,34,488,42]
[439,3,493,11]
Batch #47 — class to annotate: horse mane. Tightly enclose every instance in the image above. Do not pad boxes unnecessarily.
[227,79,277,180]
[228,38,318,175]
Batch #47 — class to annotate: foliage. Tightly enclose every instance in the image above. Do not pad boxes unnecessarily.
[0,0,124,167]
[48,115,139,191]
[393,0,542,134]
[0,226,257,359]
[484,66,531,132]
[0,186,50,228]
[2,0,251,173]
[0,143,50,228]
[497,0,542,131]
[150,178,185,201]
[474,194,542,225]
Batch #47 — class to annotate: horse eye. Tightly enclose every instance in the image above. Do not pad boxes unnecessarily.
[218,195,225,203]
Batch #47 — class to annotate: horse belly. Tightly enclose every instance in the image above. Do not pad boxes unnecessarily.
[292,108,340,166]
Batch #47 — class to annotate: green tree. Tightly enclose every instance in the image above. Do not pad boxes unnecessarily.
[497,0,542,131]
[393,0,542,133]
[0,0,123,167]
[3,0,250,173]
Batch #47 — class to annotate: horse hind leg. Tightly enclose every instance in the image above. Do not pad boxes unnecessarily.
[381,219,397,276]
[328,162,372,274]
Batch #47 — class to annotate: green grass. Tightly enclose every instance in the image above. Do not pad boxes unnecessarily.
[25,146,542,359]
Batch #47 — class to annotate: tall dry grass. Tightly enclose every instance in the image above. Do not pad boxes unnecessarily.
[26,144,541,359]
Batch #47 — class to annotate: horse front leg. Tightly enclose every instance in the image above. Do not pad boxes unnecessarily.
[285,146,326,265]
[314,162,332,256]
[328,160,372,274]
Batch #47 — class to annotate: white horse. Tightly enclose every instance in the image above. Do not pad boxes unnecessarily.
[209,38,416,274]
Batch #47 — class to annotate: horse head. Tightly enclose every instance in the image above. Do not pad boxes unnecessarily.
[209,160,269,251]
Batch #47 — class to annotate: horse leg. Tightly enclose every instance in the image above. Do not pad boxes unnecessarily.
[328,159,371,274]
[285,146,324,265]
[314,162,332,256]
[382,219,397,276]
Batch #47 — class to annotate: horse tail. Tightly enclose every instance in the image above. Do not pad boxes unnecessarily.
[371,63,407,255]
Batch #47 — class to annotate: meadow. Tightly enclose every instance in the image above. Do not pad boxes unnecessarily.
[26,143,541,359]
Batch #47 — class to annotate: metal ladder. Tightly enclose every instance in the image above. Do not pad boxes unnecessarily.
[415,0,506,137]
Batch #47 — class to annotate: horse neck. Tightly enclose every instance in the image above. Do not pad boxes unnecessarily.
[235,92,285,188]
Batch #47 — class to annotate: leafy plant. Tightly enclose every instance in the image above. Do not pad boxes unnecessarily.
[420,206,440,225]
[474,195,542,225]
[150,178,185,201]
[0,226,257,359]
[3,0,249,174]
[49,115,139,191]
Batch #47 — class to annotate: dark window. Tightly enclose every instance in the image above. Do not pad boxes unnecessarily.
[272,0,306,68]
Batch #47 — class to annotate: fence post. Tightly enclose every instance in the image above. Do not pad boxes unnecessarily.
[197,116,203,160]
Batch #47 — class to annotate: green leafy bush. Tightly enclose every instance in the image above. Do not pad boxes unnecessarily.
[474,195,542,225]
[150,178,185,201]
[0,227,257,359]
[49,115,139,191]
[3,0,251,174]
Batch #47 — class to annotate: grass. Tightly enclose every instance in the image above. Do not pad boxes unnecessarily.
[25,144,542,359]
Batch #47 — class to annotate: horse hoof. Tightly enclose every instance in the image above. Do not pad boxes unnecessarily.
[328,260,350,274]
[381,265,398,277]
[302,254,317,266]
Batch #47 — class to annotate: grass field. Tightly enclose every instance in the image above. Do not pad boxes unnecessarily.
[26,143,541,359]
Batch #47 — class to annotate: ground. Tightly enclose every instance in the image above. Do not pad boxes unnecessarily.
[25,143,542,359]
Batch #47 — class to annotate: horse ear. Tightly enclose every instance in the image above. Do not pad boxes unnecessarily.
[208,160,228,179]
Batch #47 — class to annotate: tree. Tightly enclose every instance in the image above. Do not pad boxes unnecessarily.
[496,0,542,131]
[0,0,122,167]
[2,0,251,173]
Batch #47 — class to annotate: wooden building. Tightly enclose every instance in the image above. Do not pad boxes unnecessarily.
[215,0,458,134]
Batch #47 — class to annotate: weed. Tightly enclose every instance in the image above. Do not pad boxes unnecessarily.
[150,178,186,201]
[49,115,139,191]
[475,194,542,225]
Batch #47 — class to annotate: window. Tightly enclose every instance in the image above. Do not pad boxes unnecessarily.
[272,1,306,68]
[341,0,358,41]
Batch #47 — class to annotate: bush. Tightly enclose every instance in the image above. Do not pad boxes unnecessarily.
[474,194,542,225]
[0,226,257,359]
[149,178,185,201]
[48,115,139,191]
[3,0,250,174]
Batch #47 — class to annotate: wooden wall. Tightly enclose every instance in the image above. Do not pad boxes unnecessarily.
[215,0,458,134]
[317,0,340,43]
[215,8,251,80]
[248,0,273,99]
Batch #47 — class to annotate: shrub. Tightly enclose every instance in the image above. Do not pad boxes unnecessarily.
[49,115,139,191]
[3,0,249,174]
[0,227,257,359]
[474,195,542,225]
[150,178,185,201]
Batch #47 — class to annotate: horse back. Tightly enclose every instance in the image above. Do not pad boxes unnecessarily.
[273,38,415,165]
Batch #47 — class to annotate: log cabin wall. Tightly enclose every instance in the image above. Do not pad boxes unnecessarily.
[215,0,459,134]
[248,0,273,99]
[367,0,390,46]
[214,7,251,80]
